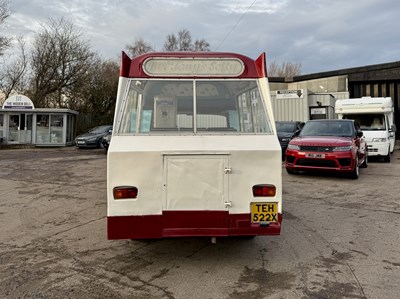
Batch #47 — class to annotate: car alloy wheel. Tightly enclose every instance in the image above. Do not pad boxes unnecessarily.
[349,156,359,179]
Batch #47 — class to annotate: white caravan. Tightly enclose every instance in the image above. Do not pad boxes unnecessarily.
[335,97,396,162]
[107,51,282,240]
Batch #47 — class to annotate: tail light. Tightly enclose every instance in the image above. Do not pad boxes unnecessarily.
[113,186,138,199]
[252,184,276,197]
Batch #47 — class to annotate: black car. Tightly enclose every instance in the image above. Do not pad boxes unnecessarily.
[75,125,112,148]
[276,121,304,154]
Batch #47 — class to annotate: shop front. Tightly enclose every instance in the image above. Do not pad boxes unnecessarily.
[0,95,78,147]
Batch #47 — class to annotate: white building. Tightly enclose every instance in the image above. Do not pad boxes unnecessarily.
[0,95,78,147]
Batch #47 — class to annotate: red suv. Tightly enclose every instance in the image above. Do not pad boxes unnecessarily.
[285,119,368,179]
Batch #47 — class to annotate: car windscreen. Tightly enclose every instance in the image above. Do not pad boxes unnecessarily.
[343,114,386,131]
[299,121,353,137]
[89,126,110,134]
[276,122,297,133]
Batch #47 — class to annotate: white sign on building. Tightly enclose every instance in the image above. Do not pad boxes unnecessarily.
[310,107,326,115]
[276,89,304,99]
[2,95,35,110]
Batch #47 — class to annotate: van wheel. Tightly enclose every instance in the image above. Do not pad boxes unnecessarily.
[383,151,391,163]
[349,156,359,179]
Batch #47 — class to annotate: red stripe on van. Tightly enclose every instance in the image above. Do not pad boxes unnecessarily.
[107,212,281,240]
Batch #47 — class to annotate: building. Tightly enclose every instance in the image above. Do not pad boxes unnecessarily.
[0,95,78,147]
[269,60,400,137]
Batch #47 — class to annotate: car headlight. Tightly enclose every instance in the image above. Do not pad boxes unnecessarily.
[333,146,352,151]
[287,144,300,150]
[372,138,387,142]
[87,137,97,141]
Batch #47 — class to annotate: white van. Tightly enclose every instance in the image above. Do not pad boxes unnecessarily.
[335,97,396,162]
[107,51,282,240]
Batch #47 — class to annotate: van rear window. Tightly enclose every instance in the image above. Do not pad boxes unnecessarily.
[116,79,272,134]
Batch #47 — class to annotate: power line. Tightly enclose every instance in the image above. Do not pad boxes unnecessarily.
[215,0,257,50]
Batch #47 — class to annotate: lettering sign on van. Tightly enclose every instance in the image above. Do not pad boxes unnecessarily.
[143,57,245,77]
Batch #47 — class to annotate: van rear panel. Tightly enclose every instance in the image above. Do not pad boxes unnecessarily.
[107,136,282,239]
[107,52,282,239]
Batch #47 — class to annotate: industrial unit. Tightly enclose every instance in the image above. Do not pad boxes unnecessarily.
[269,61,400,138]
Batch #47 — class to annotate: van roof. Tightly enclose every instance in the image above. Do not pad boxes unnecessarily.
[119,51,267,79]
[335,97,393,114]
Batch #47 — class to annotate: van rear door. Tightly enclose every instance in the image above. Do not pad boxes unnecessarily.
[162,155,230,234]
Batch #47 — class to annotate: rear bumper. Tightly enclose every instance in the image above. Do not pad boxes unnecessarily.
[107,211,282,239]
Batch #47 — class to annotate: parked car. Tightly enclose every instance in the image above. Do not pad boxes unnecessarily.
[100,129,112,152]
[75,125,112,148]
[276,121,304,155]
[285,119,368,179]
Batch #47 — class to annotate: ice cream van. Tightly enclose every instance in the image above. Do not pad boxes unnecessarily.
[107,51,282,240]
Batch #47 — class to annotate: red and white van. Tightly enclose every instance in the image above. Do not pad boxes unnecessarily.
[107,51,282,240]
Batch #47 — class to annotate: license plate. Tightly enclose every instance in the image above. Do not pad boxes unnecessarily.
[251,202,278,223]
[77,141,85,144]
[305,153,325,158]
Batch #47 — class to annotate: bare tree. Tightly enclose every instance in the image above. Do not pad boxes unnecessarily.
[163,28,210,52]
[78,58,119,114]
[193,38,210,52]
[177,28,192,51]
[163,34,178,52]
[126,29,210,54]
[126,38,154,57]
[0,37,28,100]
[66,57,119,132]
[27,18,95,108]
[268,61,302,79]
[0,0,10,56]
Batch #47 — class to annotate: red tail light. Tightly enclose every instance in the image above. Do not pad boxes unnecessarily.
[113,186,138,199]
[252,184,276,197]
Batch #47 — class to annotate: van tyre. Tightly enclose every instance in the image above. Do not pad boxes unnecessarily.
[383,151,391,163]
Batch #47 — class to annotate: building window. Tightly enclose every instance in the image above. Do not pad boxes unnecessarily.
[50,115,63,143]
[36,114,50,143]
[66,115,73,143]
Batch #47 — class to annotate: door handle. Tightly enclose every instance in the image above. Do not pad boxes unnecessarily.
[224,201,232,208]
[224,167,232,174]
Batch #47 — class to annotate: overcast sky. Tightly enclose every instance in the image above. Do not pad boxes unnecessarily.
[4,0,400,74]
